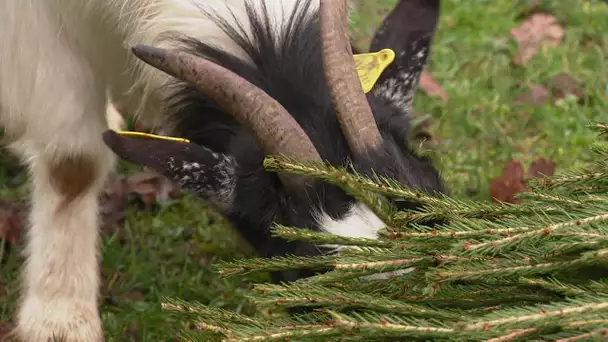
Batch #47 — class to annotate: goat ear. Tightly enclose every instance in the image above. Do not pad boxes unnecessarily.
[369,0,440,115]
[102,130,237,209]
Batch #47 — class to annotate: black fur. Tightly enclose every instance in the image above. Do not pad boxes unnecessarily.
[160,0,445,282]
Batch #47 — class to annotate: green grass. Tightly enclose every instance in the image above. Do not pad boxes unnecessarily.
[1,0,607,340]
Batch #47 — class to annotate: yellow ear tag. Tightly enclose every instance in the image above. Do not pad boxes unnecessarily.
[353,48,395,93]
[116,130,190,144]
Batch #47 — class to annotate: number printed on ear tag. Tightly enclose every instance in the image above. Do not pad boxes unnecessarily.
[353,48,396,93]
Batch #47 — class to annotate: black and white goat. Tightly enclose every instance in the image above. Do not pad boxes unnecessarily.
[0,0,442,340]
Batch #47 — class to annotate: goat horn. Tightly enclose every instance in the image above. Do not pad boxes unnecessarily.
[320,0,383,156]
[131,44,322,190]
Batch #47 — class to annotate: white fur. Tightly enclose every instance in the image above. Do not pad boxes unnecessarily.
[0,0,332,340]
[106,100,126,132]
[317,204,418,281]
[318,205,418,282]
[317,203,386,240]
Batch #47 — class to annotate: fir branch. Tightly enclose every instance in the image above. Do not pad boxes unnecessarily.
[264,155,441,206]
[554,329,608,342]
[589,122,608,137]
[216,255,337,277]
[161,299,263,327]
[516,192,585,206]
[461,212,608,255]
[530,168,606,190]
[327,311,455,339]
[250,283,455,318]
[459,296,608,332]
[270,224,393,248]
[221,326,338,342]
[518,277,590,296]
[333,257,425,271]
[427,254,608,283]
[216,251,430,278]
[168,122,608,342]
[485,328,537,342]
[382,219,531,240]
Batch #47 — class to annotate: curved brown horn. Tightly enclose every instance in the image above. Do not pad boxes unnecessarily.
[131,44,321,189]
[319,0,383,155]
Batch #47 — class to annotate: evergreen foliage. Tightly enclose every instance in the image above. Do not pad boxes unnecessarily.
[164,123,608,341]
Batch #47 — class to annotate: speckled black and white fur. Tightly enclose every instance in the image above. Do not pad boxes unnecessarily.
[107,0,444,284]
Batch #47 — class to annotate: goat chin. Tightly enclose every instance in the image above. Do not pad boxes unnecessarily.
[0,0,345,340]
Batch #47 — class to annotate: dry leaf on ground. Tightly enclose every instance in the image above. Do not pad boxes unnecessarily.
[99,173,129,234]
[528,157,556,179]
[490,160,528,204]
[490,157,556,204]
[510,13,564,65]
[515,73,585,107]
[126,171,181,208]
[548,72,585,103]
[99,170,181,240]
[419,70,449,103]
[515,84,550,106]
[0,321,14,341]
[0,201,25,246]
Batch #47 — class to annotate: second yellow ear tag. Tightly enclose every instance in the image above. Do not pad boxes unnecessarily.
[353,48,395,93]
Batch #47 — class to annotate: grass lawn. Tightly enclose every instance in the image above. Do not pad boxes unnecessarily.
[1,0,607,340]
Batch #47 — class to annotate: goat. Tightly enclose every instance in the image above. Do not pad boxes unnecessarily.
[106,0,444,305]
[0,0,442,340]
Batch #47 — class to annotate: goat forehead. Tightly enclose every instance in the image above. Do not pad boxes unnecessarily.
[316,202,386,239]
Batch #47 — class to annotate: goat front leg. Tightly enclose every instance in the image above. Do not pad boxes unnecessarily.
[3,82,113,342]
[1,2,116,339]
[13,146,113,342]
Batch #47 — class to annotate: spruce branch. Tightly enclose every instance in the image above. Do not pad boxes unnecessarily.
[554,329,608,342]
[460,212,608,255]
[485,328,537,342]
[427,254,608,283]
[518,277,590,296]
[167,122,608,341]
[326,311,455,339]
[270,224,393,248]
[250,283,455,318]
[459,296,608,332]
[263,155,441,211]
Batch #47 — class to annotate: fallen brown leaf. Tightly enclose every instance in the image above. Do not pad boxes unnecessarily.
[490,160,528,204]
[548,72,585,103]
[99,173,129,236]
[490,157,557,204]
[419,70,449,103]
[511,13,564,65]
[0,321,14,341]
[99,170,182,240]
[515,84,550,106]
[126,290,145,302]
[528,157,556,179]
[126,171,181,208]
[123,324,140,341]
[0,201,25,246]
